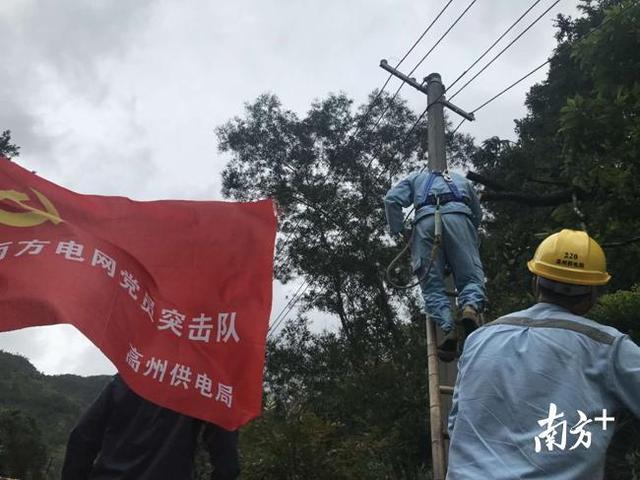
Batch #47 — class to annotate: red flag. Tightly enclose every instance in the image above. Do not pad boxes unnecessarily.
[0,158,276,430]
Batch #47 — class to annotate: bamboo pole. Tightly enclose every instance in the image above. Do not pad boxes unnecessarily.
[426,314,446,480]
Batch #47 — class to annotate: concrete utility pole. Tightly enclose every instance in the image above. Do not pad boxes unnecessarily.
[424,71,449,480]
[379,60,475,480]
[426,73,447,172]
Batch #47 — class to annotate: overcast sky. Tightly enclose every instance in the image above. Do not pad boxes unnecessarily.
[0,0,582,376]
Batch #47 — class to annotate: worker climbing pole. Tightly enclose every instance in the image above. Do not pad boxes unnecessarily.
[380,61,487,480]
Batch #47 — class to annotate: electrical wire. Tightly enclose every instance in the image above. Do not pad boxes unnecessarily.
[448,0,562,101]
[385,0,457,89]
[346,0,457,150]
[268,282,311,336]
[363,0,478,157]
[411,0,479,79]
[268,281,307,333]
[446,0,544,93]
[473,59,550,113]
[452,0,640,134]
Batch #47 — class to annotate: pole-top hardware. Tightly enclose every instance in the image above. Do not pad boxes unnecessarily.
[379,60,475,122]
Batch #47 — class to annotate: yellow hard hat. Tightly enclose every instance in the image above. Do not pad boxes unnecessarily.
[527,229,611,286]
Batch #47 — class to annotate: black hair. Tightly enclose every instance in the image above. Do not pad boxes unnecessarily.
[537,284,593,309]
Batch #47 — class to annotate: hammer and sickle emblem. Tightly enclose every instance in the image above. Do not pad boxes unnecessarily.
[0,188,62,227]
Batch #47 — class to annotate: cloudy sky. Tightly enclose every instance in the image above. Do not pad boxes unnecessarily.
[0,0,581,376]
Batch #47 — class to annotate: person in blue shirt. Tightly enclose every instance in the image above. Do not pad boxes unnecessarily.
[384,170,486,360]
[447,229,640,480]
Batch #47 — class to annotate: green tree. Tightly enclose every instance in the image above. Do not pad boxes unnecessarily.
[0,352,111,479]
[218,92,473,345]
[217,92,474,477]
[0,130,20,159]
[0,409,48,480]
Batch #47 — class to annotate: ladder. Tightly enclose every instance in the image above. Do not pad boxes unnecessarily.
[426,303,485,479]
[425,313,456,480]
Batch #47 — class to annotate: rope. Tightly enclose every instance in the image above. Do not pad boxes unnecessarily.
[385,204,443,290]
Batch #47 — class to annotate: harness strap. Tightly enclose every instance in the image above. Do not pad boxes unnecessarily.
[417,171,467,210]
[484,316,615,345]
[445,176,464,202]
[423,193,470,206]
[419,172,439,203]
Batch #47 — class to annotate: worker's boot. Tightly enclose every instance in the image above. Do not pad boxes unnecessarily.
[461,305,480,337]
[437,328,458,363]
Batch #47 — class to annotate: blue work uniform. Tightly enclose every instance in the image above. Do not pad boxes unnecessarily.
[447,302,640,480]
[384,170,486,332]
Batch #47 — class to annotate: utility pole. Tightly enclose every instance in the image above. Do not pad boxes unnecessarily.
[424,71,448,480]
[379,60,475,480]
[426,73,447,172]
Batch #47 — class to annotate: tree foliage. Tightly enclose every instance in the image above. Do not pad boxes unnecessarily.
[0,130,19,159]
[0,409,48,480]
[217,91,474,477]
[218,91,473,345]
[0,351,111,479]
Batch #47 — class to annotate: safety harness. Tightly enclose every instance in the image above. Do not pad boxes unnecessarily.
[386,171,468,290]
[416,171,468,210]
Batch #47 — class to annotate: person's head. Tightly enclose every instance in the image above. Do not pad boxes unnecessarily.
[527,229,610,315]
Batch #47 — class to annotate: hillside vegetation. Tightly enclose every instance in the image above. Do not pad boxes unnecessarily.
[0,351,110,479]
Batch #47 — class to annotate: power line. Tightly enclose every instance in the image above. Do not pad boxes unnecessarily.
[448,0,562,101]
[453,60,542,133]
[388,0,547,155]
[348,0,457,149]
[451,117,467,135]
[410,0,479,79]
[365,0,478,149]
[353,0,480,199]
[269,281,307,331]
[453,0,640,133]
[387,0,457,88]
[473,59,550,113]
[351,0,464,178]
[446,0,544,93]
[268,281,310,335]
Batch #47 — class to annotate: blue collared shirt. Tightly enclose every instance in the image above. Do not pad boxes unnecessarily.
[447,303,640,480]
[383,171,482,234]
